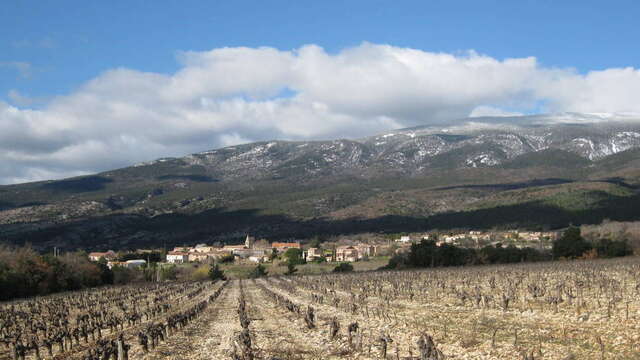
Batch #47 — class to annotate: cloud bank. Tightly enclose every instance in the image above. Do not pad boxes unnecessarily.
[2,43,640,184]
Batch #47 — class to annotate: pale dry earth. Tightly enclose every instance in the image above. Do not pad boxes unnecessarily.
[4,258,640,360]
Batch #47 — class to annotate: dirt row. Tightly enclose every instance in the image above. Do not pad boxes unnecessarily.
[134,280,241,360]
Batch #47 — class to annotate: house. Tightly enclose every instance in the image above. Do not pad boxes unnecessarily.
[166,251,189,264]
[252,239,272,250]
[125,259,147,269]
[188,252,208,262]
[173,246,192,253]
[233,248,269,259]
[189,249,233,262]
[190,245,214,253]
[272,242,301,253]
[336,246,359,262]
[355,244,376,259]
[88,250,117,262]
[106,261,125,269]
[223,244,247,252]
[396,236,412,243]
[306,247,323,261]
[248,255,268,263]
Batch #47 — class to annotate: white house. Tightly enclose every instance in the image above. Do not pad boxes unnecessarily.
[248,255,268,263]
[125,259,147,269]
[166,251,189,264]
[396,236,412,243]
[305,247,323,261]
[88,250,117,262]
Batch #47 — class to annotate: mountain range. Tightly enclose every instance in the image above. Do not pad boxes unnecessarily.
[2,113,640,251]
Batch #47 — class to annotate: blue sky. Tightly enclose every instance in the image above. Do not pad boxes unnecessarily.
[2,0,638,99]
[2,1,640,184]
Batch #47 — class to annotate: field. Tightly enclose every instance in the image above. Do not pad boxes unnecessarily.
[2,257,640,359]
[217,257,390,279]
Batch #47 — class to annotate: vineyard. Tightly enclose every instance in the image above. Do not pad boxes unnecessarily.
[2,257,640,359]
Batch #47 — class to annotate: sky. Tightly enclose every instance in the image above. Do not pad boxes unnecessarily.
[1,0,640,184]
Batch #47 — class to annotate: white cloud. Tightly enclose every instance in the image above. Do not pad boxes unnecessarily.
[2,43,640,184]
[536,67,640,113]
[469,106,523,118]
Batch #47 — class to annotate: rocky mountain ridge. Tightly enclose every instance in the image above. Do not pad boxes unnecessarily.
[134,114,640,179]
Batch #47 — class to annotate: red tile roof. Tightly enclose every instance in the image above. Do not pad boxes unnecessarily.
[271,242,301,248]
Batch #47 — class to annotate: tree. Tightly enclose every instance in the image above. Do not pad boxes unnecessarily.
[595,238,633,258]
[96,261,114,285]
[249,264,268,278]
[283,248,305,265]
[208,263,227,281]
[333,263,354,273]
[553,226,592,258]
[284,263,298,275]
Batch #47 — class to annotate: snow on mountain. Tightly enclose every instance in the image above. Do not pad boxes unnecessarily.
[130,113,640,179]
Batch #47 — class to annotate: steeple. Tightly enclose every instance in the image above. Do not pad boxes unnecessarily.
[245,235,255,249]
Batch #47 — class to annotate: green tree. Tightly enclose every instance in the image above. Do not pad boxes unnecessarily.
[283,248,305,265]
[552,226,592,258]
[208,263,227,281]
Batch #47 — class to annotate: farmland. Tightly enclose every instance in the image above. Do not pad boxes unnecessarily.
[2,257,640,359]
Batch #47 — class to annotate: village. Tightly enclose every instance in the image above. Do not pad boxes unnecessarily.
[401,230,559,248]
[87,235,380,268]
[86,229,559,269]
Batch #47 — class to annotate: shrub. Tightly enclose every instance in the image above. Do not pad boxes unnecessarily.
[313,257,327,263]
[284,263,298,275]
[249,264,268,278]
[594,238,633,258]
[208,263,227,281]
[333,263,354,273]
[112,266,136,285]
[0,245,117,301]
[190,265,211,281]
[218,254,235,263]
[159,264,178,281]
